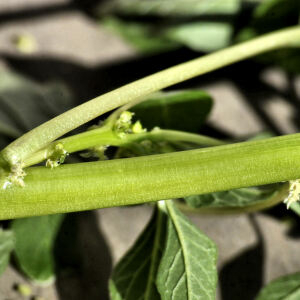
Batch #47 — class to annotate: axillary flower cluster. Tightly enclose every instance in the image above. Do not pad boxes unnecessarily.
[1,143,69,189]
[1,162,26,189]
[284,179,300,209]
[113,111,145,137]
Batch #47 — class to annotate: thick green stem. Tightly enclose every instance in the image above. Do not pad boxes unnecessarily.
[2,133,300,220]
[23,128,225,167]
[1,26,300,167]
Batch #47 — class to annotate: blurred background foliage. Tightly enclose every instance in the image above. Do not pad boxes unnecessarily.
[99,0,300,72]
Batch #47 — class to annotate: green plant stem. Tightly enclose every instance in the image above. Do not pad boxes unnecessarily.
[125,130,225,146]
[2,133,300,220]
[1,26,300,167]
[176,183,289,215]
[23,128,224,167]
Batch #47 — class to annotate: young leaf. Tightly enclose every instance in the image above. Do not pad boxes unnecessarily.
[0,229,14,275]
[11,214,64,283]
[256,272,300,300]
[109,206,167,300]
[184,185,281,208]
[157,200,217,300]
[131,91,213,133]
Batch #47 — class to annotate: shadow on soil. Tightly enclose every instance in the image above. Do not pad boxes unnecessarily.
[219,215,264,300]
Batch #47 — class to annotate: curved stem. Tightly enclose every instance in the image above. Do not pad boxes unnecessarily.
[2,26,300,167]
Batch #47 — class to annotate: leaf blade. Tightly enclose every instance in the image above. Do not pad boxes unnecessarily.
[110,206,167,300]
[184,185,281,208]
[157,200,217,300]
[11,214,64,283]
[256,272,300,300]
[131,90,213,133]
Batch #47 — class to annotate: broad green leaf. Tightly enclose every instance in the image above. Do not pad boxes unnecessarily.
[184,185,281,209]
[131,91,213,132]
[11,214,65,283]
[0,229,14,275]
[166,22,233,52]
[101,0,241,17]
[157,201,217,300]
[256,272,300,300]
[109,206,167,300]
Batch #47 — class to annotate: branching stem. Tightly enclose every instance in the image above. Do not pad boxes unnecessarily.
[23,128,224,167]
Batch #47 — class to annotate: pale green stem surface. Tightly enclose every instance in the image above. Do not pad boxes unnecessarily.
[2,26,300,167]
[23,128,225,167]
[2,133,300,220]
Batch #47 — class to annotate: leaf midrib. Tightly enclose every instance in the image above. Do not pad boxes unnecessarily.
[166,201,192,299]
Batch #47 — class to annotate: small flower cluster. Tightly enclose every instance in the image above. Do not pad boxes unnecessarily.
[46,143,68,169]
[284,179,300,209]
[114,111,145,138]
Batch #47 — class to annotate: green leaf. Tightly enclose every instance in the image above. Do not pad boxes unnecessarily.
[109,206,167,300]
[11,214,65,283]
[131,91,213,133]
[184,185,281,209]
[0,229,14,275]
[101,0,241,17]
[256,272,300,300]
[166,22,233,52]
[157,200,217,300]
